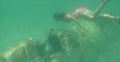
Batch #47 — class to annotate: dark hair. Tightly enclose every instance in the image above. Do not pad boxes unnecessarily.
[53,12,66,22]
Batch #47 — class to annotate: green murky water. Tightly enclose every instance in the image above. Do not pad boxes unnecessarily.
[0,0,120,62]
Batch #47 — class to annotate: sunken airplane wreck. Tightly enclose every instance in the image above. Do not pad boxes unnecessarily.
[0,0,120,62]
[0,25,109,62]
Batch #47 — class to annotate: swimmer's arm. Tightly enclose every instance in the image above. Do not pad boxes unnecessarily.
[98,14,120,21]
[94,0,110,17]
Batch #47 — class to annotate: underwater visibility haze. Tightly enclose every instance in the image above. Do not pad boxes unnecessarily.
[0,0,120,62]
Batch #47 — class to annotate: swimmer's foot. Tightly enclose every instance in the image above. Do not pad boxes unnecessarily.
[118,17,120,24]
[116,17,120,24]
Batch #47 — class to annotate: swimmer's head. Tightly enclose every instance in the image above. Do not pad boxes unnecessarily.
[53,12,66,22]
[53,12,76,23]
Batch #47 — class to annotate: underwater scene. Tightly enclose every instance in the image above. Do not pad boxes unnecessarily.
[0,0,120,62]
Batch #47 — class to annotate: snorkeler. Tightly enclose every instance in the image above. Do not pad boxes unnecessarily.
[53,0,120,27]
